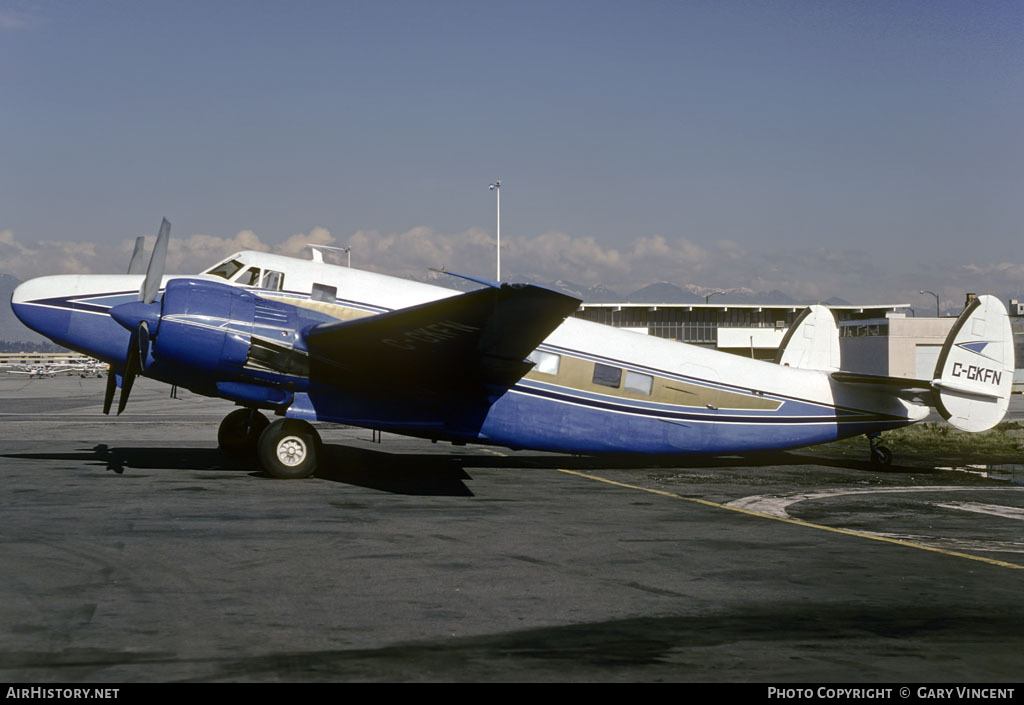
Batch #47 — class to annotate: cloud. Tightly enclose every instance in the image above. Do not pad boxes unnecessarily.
[347,226,496,278]
[276,226,334,259]
[2,225,1021,305]
[0,228,104,277]
[960,262,1024,282]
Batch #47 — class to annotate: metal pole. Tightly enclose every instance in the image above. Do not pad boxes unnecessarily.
[919,290,939,317]
[489,179,501,281]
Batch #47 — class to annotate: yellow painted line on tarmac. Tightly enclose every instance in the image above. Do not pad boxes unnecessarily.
[557,468,1024,571]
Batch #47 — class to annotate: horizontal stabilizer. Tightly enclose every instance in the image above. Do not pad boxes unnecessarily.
[304,283,582,391]
[831,371,931,391]
[932,295,1014,432]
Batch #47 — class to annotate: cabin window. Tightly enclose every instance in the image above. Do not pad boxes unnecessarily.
[592,363,622,388]
[261,270,284,291]
[311,283,337,303]
[624,370,653,395]
[206,259,244,280]
[528,350,560,375]
[238,267,262,286]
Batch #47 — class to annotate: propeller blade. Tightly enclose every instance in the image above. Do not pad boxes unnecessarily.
[109,217,167,416]
[140,218,170,304]
[136,320,150,364]
[117,340,139,416]
[127,236,147,274]
[102,365,117,415]
[116,321,148,416]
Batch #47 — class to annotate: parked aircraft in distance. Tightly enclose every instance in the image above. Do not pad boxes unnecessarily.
[5,364,63,378]
[11,219,1016,478]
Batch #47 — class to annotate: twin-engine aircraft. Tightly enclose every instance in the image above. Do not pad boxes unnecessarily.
[11,219,1016,478]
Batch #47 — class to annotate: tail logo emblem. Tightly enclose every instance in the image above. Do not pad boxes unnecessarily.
[955,341,1001,363]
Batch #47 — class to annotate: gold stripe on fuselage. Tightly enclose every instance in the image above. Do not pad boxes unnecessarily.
[525,354,781,411]
[261,294,378,322]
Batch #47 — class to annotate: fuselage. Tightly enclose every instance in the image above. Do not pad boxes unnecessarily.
[12,251,929,455]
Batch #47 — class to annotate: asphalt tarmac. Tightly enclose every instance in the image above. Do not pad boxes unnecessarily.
[1,375,1022,683]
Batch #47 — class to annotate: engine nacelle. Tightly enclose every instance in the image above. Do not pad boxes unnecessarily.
[151,278,256,384]
[145,278,327,406]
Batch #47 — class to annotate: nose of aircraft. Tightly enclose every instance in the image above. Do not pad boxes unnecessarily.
[12,274,62,306]
[11,274,143,362]
[11,275,78,339]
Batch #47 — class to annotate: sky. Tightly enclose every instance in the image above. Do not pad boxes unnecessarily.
[2,0,1023,311]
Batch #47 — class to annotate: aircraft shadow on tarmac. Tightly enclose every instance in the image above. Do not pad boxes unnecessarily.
[0,443,476,496]
[0,440,930,497]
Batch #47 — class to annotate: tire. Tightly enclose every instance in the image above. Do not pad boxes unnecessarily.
[871,446,893,467]
[257,418,321,479]
[218,408,270,458]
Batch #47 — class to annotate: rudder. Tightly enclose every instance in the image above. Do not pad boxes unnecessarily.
[932,295,1015,432]
[776,305,841,372]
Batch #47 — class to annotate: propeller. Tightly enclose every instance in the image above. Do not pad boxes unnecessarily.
[104,218,170,415]
[127,236,147,274]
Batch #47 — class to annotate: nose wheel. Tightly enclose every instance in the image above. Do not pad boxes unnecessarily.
[867,433,892,467]
[257,418,322,479]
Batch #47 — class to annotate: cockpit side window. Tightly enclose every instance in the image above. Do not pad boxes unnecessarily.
[261,270,284,291]
[205,259,244,280]
[238,267,262,286]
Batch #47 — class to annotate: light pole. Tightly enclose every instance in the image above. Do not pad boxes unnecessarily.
[705,290,725,305]
[919,290,939,317]
[489,179,501,281]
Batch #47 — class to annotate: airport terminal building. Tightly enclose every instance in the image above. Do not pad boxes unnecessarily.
[573,298,1024,386]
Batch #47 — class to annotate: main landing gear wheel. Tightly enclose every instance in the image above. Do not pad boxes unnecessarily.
[257,419,322,479]
[867,433,892,467]
[218,408,269,458]
[871,446,893,466]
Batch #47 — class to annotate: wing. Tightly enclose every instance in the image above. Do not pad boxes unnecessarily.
[304,283,581,395]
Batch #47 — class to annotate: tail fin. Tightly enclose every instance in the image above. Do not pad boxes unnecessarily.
[775,305,841,371]
[932,295,1015,432]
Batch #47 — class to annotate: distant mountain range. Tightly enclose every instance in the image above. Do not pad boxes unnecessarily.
[516,278,851,307]
[420,273,852,306]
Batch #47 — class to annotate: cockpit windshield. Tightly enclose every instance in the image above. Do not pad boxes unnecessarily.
[205,258,244,280]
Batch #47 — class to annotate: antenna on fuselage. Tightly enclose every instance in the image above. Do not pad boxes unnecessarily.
[306,244,351,267]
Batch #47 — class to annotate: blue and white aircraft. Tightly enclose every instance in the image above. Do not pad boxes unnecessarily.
[11,219,1016,478]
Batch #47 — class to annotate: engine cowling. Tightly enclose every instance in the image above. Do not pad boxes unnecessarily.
[109,277,325,406]
[152,278,256,380]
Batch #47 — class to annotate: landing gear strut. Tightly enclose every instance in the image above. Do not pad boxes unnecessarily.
[867,432,892,467]
[257,418,322,479]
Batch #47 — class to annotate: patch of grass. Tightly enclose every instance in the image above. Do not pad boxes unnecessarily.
[816,421,1024,465]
